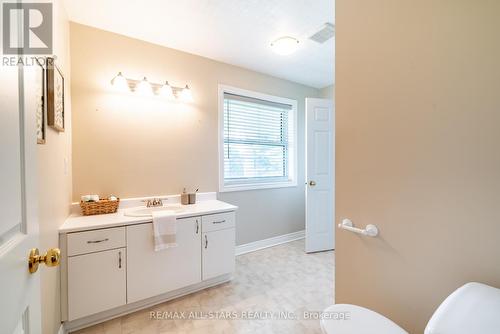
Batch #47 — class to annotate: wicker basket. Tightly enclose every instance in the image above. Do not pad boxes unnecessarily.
[80,198,120,216]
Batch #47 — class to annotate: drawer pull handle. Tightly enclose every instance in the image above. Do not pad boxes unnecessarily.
[205,235,208,249]
[87,238,109,244]
[118,251,122,268]
[213,220,226,224]
[196,220,199,234]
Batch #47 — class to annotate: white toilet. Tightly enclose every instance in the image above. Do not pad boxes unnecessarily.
[321,282,500,334]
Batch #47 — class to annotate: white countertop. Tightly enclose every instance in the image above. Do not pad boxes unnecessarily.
[60,199,237,234]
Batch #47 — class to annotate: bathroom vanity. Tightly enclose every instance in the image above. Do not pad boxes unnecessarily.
[59,194,237,331]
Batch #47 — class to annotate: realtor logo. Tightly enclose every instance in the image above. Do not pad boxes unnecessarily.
[2,2,52,55]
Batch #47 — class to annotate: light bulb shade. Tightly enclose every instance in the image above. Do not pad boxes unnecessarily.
[160,81,175,99]
[136,77,153,96]
[180,85,193,102]
[111,72,129,91]
[270,36,300,55]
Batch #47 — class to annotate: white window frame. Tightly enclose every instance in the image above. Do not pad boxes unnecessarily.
[218,84,298,192]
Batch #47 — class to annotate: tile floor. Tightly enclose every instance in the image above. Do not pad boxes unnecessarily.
[73,239,334,334]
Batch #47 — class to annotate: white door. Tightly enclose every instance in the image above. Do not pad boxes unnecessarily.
[305,98,335,253]
[0,62,43,332]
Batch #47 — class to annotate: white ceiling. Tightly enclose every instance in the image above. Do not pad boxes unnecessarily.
[63,0,335,89]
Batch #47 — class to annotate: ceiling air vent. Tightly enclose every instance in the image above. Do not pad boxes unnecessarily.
[309,23,335,44]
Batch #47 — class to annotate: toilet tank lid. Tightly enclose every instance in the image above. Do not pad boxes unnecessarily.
[425,282,500,334]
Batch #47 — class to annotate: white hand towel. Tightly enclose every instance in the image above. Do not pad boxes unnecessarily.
[152,210,177,251]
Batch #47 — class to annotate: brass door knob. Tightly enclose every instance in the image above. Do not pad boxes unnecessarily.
[309,180,317,187]
[28,248,60,274]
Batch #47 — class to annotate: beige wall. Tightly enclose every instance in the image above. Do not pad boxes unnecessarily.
[70,23,320,245]
[37,1,72,334]
[336,1,500,332]
[319,84,335,100]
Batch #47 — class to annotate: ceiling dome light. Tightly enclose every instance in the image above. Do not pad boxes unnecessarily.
[111,72,129,91]
[136,77,153,96]
[180,85,193,103]
[160,81,175,99]
[270,36,300,55]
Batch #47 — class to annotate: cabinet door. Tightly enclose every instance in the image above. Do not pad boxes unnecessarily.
[127,217,202,303]
[68,248,126,320]
[202,228,235,280]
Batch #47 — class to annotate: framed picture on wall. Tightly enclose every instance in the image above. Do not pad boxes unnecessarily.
[47,57,65,132]
[35,58,46,144]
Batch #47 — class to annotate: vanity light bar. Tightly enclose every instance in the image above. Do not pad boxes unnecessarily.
[111,72,193,102]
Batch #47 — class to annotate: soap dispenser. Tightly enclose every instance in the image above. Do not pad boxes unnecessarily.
[181,188,189,205]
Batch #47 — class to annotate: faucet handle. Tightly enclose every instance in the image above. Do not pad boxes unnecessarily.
[150,198,162,207]
[141,198,164,207]
[141,199,153,207]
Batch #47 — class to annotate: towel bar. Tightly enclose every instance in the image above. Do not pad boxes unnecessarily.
[338,219,379,237]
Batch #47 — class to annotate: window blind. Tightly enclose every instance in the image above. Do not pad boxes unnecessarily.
[223,93,293,185]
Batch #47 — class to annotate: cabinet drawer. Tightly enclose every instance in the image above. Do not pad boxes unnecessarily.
[202,212,235,233]
[67,227,126,256]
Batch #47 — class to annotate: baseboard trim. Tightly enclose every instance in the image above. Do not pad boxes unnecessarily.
[57,324,66,334]
[236,230,305,256]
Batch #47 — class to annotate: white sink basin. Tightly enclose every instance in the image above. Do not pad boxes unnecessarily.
[124,204,184,217]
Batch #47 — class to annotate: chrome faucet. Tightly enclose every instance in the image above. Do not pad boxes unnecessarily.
[143,198,163,208]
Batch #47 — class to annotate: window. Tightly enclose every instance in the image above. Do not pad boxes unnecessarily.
[219,85,297,192]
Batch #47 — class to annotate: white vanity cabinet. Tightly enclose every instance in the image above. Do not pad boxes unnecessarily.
[66,227,127,320]
[60,202,236,330]
[202,212,236,280]
[126,216,202,303]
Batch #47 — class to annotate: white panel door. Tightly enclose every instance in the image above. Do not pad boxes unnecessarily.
[305,98,335,253]
[202,228,235,280]
[0,60,42,331]
[127,217,202,303]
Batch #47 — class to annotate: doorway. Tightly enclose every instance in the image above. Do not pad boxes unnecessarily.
[305,98,335,253]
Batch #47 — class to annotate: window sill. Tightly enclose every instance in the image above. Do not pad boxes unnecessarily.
[219,181,297,193]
